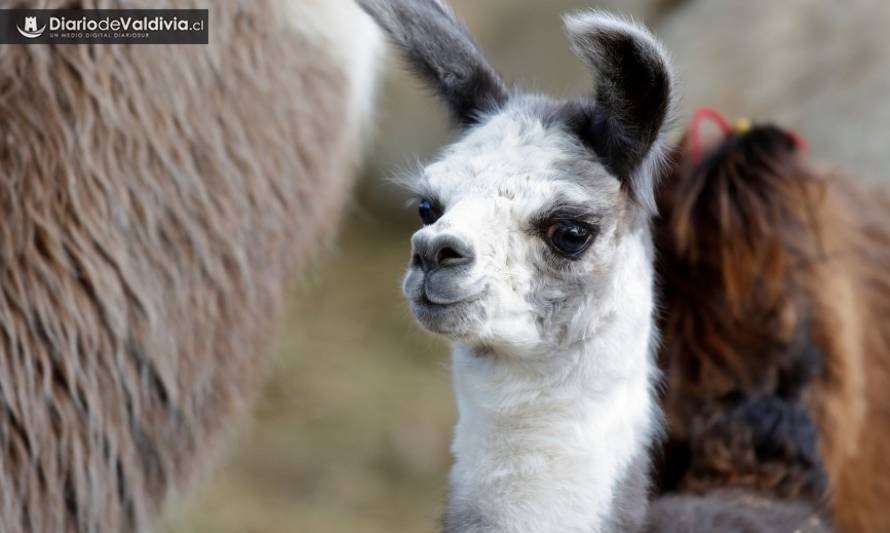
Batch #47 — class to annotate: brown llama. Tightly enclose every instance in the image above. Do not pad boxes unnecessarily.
[654,113,890,533]
[0,1,380,532]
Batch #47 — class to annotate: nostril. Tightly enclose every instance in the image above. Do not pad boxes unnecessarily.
[416,235,473,271]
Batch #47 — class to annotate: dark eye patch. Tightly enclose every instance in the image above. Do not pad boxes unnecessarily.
[536,198,599,220]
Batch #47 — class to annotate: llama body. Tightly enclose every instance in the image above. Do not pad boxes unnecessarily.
[654,123,882,532]
[824,179,890,533]
[360,1,675,531]
[0,1,380,531]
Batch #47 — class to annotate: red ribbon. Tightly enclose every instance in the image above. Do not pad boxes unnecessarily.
[688,106,809,164]
[689,106,733,164]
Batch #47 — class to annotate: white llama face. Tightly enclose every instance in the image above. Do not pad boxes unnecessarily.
[402,102,632,356]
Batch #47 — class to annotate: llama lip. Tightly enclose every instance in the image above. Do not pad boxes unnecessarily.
[414,293,480,307]
[403,263,484,305]
[417,264,484,305]
[408,293,485,336]
[412,284,484,309]
[422,276,484,305]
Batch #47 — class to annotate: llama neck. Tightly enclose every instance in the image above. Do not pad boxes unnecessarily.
[444,237,659,533]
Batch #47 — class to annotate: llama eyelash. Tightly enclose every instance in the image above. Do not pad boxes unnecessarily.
[534,206,601,227]
[528,204,601,238]
[403,195,443,209]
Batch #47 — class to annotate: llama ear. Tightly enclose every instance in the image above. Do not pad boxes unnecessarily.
[562,12,675,213]
[357,0,508,127]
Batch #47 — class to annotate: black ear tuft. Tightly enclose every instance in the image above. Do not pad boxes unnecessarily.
[563,12,675,212]
[357,0,508,127]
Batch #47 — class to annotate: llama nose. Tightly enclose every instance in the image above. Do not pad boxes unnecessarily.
[411,234,474,273]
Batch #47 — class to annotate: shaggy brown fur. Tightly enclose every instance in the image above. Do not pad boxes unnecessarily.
[655,122,890,533]
[648,390,834,531]
[0,1,377,531]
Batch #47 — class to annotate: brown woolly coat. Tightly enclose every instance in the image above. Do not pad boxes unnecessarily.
[0,1,378,531]
[655,124,890,533]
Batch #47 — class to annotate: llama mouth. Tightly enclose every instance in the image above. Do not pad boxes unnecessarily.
[411,294,479,312]
[409,294,485,336]
[421,271,485,305]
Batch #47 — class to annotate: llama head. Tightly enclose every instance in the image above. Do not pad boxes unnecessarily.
[360,1,675,355]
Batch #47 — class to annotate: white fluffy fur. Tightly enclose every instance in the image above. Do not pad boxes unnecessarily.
[446,234,659,533]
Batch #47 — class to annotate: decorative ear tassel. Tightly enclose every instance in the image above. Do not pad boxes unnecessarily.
[689,106,810,163]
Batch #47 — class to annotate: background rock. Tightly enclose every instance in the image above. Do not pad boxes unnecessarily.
[659,0,890,183]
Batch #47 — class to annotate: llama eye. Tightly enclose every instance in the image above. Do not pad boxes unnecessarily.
[545,221,594,258]
[418,198,441,225]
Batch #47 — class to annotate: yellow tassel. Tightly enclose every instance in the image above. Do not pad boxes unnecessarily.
[734,117,752,134]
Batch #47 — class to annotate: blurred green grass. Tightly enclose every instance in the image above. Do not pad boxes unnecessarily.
[165,214,454,533]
